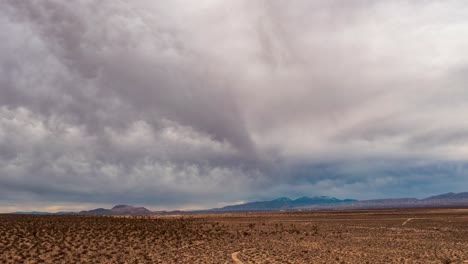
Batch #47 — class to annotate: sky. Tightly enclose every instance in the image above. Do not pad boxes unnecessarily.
[1,0,468,212]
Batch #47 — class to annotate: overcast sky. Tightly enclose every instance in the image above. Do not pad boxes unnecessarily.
[1,0,468,212]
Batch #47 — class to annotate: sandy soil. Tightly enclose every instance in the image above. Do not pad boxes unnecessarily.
[1,208,468,263]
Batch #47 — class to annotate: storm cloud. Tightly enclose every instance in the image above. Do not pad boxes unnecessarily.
[1,0,468,212]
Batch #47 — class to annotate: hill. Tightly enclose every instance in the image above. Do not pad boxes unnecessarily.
[80,205,152,215]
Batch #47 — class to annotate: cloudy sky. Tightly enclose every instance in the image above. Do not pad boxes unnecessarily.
[1,0,468,212]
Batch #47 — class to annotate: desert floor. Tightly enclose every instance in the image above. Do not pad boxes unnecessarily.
[1,208,468,263]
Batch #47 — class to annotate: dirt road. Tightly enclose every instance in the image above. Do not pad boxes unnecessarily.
[231,251,243,264]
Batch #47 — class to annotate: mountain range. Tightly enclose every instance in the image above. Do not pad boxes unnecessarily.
[297,192,468,210]
[8,192,468,215]
[424,192,468,200]
[210,196,357,212]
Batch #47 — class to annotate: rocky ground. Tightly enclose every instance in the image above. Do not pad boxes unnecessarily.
[1,209,468,263]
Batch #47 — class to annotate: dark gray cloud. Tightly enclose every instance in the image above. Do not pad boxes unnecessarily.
[1,0,468,212]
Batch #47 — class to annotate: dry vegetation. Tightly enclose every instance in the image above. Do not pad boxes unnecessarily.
[1,209,468,263]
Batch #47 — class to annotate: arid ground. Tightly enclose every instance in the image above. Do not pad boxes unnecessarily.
[1,209,468,263]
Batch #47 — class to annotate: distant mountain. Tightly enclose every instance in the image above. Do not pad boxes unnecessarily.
[212,196,357,212]
[424,192,468,200]
[306,198,419,210]
[8,191,468,215]
[110,205,152,214]
[80,208,112,215]
[80,205,152,215]
[12,211,52,215]
[213,192,468,212]
[55,211,77,215]
[357,198,419,205]
[299,192,468,210]
[293,196,356,206]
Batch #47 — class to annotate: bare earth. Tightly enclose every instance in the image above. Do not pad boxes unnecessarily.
[1,208,468,263]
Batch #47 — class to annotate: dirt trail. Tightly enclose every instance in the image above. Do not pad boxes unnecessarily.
[402,218,414,226]
[231,251,243,264]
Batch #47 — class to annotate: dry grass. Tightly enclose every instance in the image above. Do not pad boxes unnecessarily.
[1,209,468,263]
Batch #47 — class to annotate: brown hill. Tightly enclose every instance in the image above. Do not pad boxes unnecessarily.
[80,205,152,215]
[110,205,152,214]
